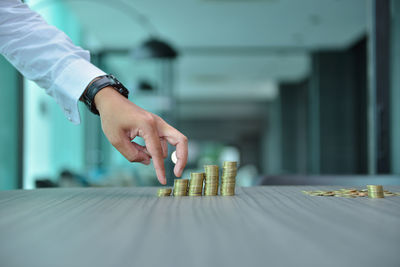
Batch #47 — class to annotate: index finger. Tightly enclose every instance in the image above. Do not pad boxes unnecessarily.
[158,124,188,177]
[141,126,166,185]
[173,139,188,177]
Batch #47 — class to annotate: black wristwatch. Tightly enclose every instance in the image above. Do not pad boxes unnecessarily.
[82,74,129,115]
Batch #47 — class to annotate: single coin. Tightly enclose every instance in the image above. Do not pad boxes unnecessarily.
[171,151,177,164]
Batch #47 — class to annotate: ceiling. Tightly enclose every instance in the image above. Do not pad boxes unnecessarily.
[31,0,368,117]
[65,0,367,49]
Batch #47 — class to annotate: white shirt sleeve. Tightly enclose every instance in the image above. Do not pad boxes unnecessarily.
[0,0,106,124]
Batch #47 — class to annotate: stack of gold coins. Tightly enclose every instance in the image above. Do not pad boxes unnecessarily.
[367,185,384,198]
[204,165,219,196]
[157,188,172,197]
[188,173,204,196]
[220,161,237,196]
[173,179,189,196]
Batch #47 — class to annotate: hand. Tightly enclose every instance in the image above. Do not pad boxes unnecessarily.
[94,87,188,185]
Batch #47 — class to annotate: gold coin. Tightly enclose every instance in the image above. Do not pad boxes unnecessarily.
[157,188,172,197]
[368,192,384,198]
[158,188,172,192]
[173,178,188,196]
[367,185,383,191]
[191,172,205,179]
[174,179,189,184]
[223,161,237,167]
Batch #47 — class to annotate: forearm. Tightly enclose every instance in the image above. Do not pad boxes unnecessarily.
[0,0,105,124]
[0,0,89,89]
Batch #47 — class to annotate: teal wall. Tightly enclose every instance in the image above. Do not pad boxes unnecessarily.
[261,94,282,174]
[391,0,400,174]
[0,56,20,190]
[23,1,86,188]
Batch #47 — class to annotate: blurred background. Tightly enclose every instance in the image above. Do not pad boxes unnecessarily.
[0,0,399,189]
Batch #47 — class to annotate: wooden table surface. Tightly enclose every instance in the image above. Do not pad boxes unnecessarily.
[0,186,399,267]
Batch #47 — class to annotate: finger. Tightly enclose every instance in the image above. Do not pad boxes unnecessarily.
[172,139,188,177]
[131,142,152,165]
[131,141,151,157]
[160,137,168,158]
[157,122,188,177]
[138,138,166,158]
[141,158,151,165]
[112,134,151,163]
[141,126,166,185]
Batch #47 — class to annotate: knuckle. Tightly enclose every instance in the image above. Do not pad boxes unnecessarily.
[143,114,156,125]
[180,135,188,144]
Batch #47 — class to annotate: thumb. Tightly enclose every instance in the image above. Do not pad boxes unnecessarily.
[112,135,151,163]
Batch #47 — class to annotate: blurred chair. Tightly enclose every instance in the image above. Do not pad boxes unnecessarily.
[35,178,58,188]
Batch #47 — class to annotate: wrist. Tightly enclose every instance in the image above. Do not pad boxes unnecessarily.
[94,86,123,114]
[80,77,101,102]
[81,74,129,115]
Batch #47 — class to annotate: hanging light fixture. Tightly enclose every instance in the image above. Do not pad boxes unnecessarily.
[32,0,179,60]
[132,38,178,60]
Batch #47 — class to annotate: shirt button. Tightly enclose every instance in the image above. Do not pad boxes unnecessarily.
[68,117,72,121]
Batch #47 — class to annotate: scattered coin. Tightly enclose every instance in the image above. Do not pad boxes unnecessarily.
[302,185,398,199]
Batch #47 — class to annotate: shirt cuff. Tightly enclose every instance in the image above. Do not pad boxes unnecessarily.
[49,58,106,124]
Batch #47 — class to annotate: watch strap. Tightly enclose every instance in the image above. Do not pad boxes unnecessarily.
[82,74,129,115]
